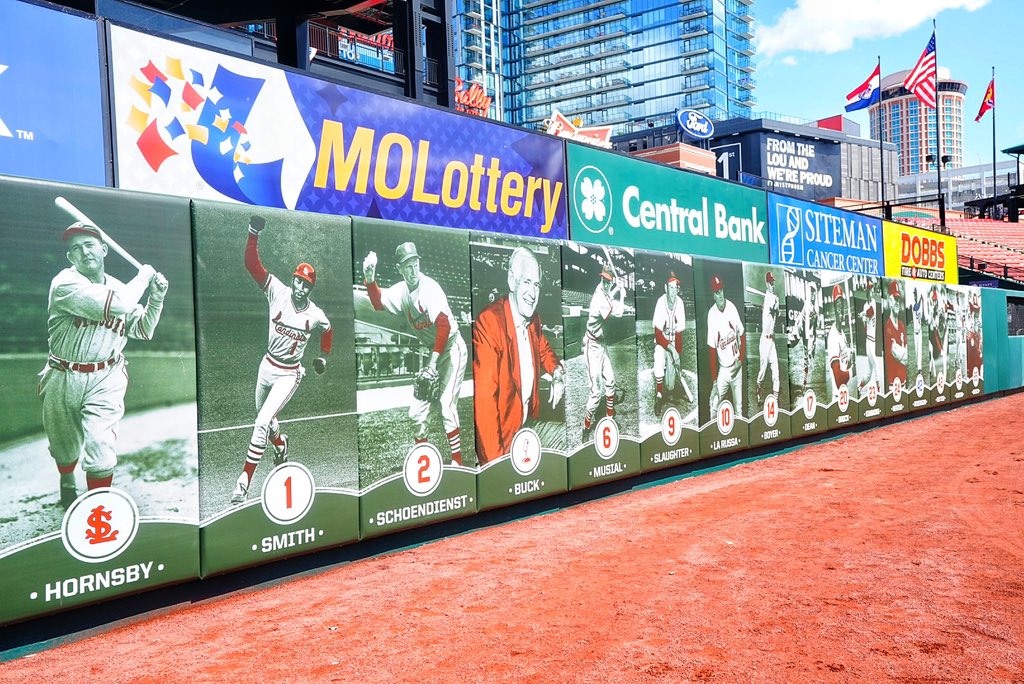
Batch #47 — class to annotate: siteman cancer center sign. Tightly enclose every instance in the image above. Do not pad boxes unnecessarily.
[769,193,883,276]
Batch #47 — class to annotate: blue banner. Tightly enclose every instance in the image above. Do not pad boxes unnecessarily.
[0,1,106,186]
[768,193,883,276]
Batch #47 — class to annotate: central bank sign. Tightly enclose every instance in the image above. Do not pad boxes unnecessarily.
[567,143,769,262]
[768,193,883,275]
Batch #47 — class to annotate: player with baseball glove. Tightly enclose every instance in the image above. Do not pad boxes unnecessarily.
[706,274,745,420]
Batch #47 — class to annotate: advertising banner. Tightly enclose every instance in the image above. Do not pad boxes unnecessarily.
[743,263,793,446]
[471,233,568,509]
[561,243,641,488]
[108,26,567,238]
[192,201,359,576]
[785,269,828,437]
[0,1,106,186]
[768,193,883,276]
[566,143,770,263]
[0,176,198,625]
[636,251,700,471]
[352,218,477,538]
[851,277,884,421]
[882,278,911,416]
[883,221,958,283]
[762,134,841,201]
[693,257,751,456]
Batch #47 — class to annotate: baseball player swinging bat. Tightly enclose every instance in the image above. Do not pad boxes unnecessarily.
[55,197,143,270]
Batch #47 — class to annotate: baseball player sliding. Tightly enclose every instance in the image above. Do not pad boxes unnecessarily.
[755,271,780,406]
[706,274,745,419]
[363,243,467,465]
[230,216,332,505]
[652,272,688,415]
[581,265,626,443]
[40,221,168,508]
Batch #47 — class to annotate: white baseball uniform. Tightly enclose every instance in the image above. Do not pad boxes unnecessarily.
[368,273,467,443]
[40,267,164,479]
[861,296,880,393]
[757,289,780,396]
[707,298,744,417]
[911,294,924,372]
[584,281,625,423]
[826,323,852,403]
[652,292,685,392]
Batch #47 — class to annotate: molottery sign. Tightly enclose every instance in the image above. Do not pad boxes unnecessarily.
[109,26,567,238]
[566,143,769,262]
[883,221,958,283]
[768,193,883,275]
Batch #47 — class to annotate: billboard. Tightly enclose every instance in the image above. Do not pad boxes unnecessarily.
[0,176,199,625]
[762,134,841,201]
[108,26,567,238]
[0,1,107,186]
[566,143,770,263]
[768,193,883,276]
[883,221,958,283]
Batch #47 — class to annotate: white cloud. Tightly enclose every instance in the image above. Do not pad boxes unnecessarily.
[756,0,990,59]
[781,56,799,66]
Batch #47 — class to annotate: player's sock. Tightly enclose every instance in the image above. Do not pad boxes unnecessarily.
[605,394,615,417]
[86,474,113,490]
[583,412,593,430]
[56,460,78,475]
[655,376,664,395]
[447,429,462,466]
[244,441,262,481]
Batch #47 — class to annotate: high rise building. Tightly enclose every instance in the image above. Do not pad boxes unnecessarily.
[498,0,756,135]
[453,0,505,119]
[870,67,967,177]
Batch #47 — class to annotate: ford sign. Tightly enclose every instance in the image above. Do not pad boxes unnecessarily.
[676,109,714,140]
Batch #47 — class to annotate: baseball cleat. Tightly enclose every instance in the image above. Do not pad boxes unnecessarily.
[230,474,249,505]
[272,434,289,466]
[581,423,594,444]
[60,483,78,510]
[655,392,665,416]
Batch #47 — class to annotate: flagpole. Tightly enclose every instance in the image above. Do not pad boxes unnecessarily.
[878,54,887,215]
[991,66,997,202]
[933,20,946,229]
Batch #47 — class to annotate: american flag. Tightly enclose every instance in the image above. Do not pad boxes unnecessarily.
[903,32,937,109]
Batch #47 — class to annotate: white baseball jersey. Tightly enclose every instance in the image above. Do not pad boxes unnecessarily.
[376,274,459,349]
[862,299,877,342]
[264,274,330,365]
[586,284,624,340]
[653,294,685,345]
[761,290,779,336]
[826,323,851,397]
[47,267,162,362]
[706,300,744,367]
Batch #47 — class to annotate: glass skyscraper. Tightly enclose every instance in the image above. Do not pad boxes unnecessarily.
[499,0,756,134]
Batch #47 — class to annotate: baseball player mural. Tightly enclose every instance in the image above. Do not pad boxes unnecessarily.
[42,221,168,506]
[785,269,828,435]
[742,262,791,446]
[352,218,475,537]
[694,257,749,455]
[824,279,859,426]
[966,290,984,393]
[229,216,333,505]
[635,251,699,469]
[856,278,882,403]
[561,242,639,487]
[883,279,910,414]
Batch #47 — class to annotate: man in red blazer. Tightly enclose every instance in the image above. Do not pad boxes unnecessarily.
[474,247,565,464]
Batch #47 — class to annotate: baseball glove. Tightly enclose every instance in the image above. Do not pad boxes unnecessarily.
[249,215,266,233]
[313,357,327,375]
[413,367,441,402]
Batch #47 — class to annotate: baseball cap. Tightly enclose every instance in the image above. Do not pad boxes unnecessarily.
[765,271,775,286]
[667,272,680,285]
[600,266,615,281]
[832,284,845,301]
[710,274,724,292]
[62,221,102,242]
[395,242,419,265]
[888,281,900,298]
[931,289,939,301]
[294,262,316,286]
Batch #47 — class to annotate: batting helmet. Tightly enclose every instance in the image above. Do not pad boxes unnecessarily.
[888,281,900,298]
[62,221,102,242]
[294,263,316,286]
[395,242,419,265]
[600,266,615,281]
[832,284,845,301]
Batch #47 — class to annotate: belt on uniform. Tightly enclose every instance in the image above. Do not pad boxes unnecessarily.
[265,353,300,370]
[763,333,774,340]
[49,354,119,373]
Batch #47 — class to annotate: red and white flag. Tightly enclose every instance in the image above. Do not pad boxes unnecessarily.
[903,32,937,109]
[975,78,995,122]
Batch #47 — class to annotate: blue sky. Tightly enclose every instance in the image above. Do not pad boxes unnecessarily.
[753,0,1021,168]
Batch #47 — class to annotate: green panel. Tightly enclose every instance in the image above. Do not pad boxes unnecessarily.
[0,176,199,624]
[191,200,359,573]
[1009,337,1024,389]
[0,521,198,626]
[786,268,828,436]
[561,242,641,486]
[351,218,478,536]
[693,257,750,456]
[742,263,793,445]
[981,288,1007,393]
[566,143,770,262]
[635,250,701,472]
[200,492,358,577]
[883,278,912,416]
[469,232,567,510]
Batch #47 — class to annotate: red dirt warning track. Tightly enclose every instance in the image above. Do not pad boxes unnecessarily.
[3,395,1024,683]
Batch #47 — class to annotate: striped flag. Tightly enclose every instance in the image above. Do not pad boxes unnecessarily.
[974,78,995,122]
[903,32,937,108]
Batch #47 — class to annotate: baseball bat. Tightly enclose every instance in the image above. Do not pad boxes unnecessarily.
[54,196,144,270]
